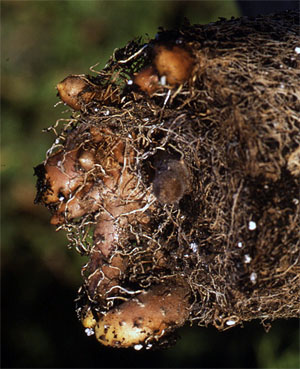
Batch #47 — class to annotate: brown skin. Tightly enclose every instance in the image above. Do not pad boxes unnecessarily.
[153,158,190,204]
[39,147,101,224]
[84,133,152,303]
[57,75,119,110]
[42,149,83,203]
[57,75,96,110]
[132,45,194,96]
[94,279,191,348]
[153,44,195,86]
[133,65,160,95]
[50,182,101,225]
[82,149,192,345]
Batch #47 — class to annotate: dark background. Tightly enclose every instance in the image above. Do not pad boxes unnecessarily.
[2,1,299,368]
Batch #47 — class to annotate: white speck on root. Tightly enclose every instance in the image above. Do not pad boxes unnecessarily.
[294,46,300,54]
[134,344,143,351]
[226,319,236,326]
[190,242,198,253]
[248,221,257,230]
[237,241,243,248]
[244,254,252,263]
[250,272,257,284]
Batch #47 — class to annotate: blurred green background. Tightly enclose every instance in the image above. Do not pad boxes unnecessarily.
[2,1,299,368]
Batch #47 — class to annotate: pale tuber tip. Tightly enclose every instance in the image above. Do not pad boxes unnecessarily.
[81,307,97,329]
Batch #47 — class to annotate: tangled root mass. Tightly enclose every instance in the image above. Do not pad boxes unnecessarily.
[35,10,300,349]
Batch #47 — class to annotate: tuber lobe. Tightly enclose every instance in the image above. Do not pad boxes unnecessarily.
[41,149,82,204]
[78,150,95,171]
[57,75,119,110]
[94,280,190,348]
[133,65,160,95]
[153,44,194,86]
[57,75,95,110]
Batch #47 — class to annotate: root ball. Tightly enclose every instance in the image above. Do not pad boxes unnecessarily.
[35,10,300,350]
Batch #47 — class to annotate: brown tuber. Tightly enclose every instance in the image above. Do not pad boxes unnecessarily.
[153,157,190,204]
[40,149,82,204]
[132,44,195,95]
[94,280,190,348]
[153,44,194,86]
[57,75,119,110]
[57,75,95,110]
[133,65,160,95]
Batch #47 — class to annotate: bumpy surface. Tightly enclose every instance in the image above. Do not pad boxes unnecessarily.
[35,10,300,349]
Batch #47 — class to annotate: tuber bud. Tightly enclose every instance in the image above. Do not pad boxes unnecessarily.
[133,65,160,95]
[57,75,120,110]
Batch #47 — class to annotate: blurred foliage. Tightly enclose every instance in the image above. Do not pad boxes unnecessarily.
[1,1,299,368]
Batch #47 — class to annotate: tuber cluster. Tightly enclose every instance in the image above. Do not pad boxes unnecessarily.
[35,10,300,350]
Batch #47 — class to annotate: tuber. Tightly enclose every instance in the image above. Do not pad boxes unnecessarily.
[153,44,194,86]
[133,65,160,95]
[94,280,190,348]
[152,156,190,204]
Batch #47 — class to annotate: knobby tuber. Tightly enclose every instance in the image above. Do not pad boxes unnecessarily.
[35,10,300,350]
